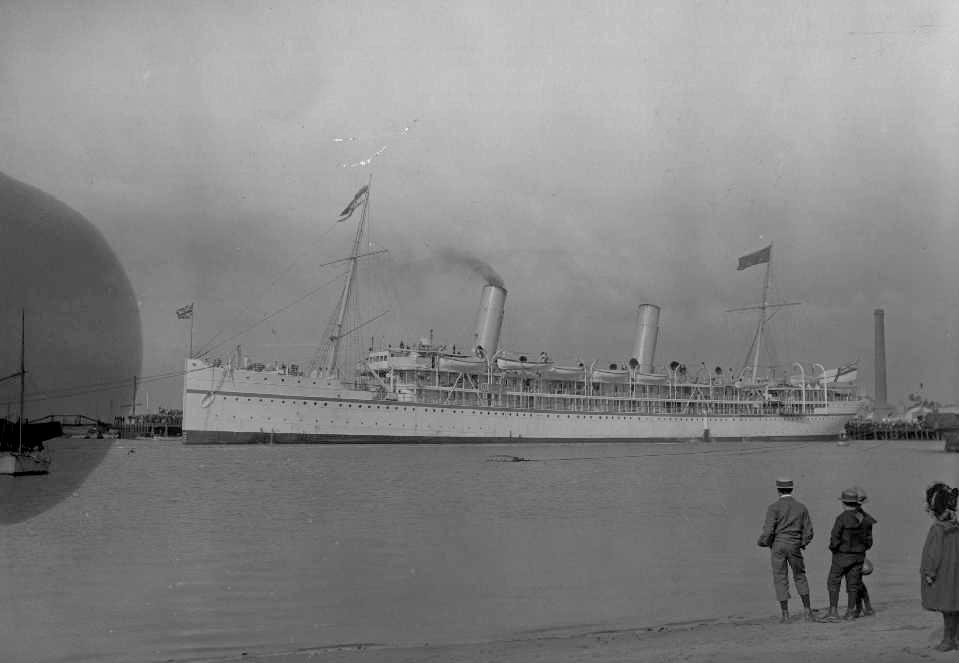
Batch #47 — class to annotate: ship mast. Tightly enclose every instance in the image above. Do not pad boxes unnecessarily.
[18,309,25,454]
[728,244,800,384]
[325,176,372,376]
[750,250,772,383]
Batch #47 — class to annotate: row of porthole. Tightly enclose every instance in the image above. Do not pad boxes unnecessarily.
[224,412,827,428]
[221,398,825,422]
[241,375,318,385]
[219,416,822,425]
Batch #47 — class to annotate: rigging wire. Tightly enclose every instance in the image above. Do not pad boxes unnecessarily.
[192,249,387,361]
[195,267,353,359]
[0,365,209,409]
[192,217,347,358]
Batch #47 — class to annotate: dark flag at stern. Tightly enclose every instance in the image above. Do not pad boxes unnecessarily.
[737,244,772,271]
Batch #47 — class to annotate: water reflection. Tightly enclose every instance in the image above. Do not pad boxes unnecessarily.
[0,438,113,522]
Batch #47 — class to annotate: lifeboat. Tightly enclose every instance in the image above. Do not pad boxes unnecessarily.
[590,367,630,384]
[437,354,488,374]
[496,357,553,373]
[543,364,587,380]
[632,371,668,385]
[590,367,667,385]
[387,352,431,370]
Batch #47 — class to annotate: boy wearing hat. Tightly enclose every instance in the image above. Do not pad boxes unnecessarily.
[757,477,816,623]
[824,487,876,621]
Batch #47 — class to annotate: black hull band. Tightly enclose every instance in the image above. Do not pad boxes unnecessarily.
[183,430,840,445]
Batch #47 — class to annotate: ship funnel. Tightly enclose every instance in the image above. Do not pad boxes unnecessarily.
[632,304,660,373]
[473,284,507,358]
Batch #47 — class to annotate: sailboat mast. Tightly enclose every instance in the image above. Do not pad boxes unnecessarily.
[18,309,25,454]
[750,246,773,382]
[325,175,372,375]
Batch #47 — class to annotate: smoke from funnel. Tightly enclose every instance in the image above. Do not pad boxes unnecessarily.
[436,247,506,291]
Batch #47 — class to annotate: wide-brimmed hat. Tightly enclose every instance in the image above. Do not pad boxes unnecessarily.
[862,558,874,576]
[839,487,862,504]
[853,485,868,503]
[775,477,794,490]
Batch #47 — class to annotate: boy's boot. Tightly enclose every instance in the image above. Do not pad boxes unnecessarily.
[842,593,858,620]
[860,585,874,617]
[800,594,816,622]
[823,589,841,622]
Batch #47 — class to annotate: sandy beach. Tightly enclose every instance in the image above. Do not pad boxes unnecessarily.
[211,598,950,663]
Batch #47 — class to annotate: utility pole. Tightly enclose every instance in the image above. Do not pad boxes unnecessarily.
[131,375,137,419]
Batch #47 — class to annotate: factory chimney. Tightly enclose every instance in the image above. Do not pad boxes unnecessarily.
[874,308,888,411]
[473,284,507,358]
[632,304,660,374]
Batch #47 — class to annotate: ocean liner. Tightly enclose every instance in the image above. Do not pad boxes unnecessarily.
[182,185,865,444]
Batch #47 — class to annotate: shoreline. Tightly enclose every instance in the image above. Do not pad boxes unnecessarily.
[203,598,948,663]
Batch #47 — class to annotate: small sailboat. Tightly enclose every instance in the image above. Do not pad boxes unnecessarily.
[0,311,56,476]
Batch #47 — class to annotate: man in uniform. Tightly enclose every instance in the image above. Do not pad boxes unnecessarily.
[758,477,816,622]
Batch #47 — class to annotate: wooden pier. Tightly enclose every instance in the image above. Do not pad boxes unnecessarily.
[844,419,940,441]
[115,411,182,439]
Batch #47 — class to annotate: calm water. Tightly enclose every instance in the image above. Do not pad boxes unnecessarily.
[1,438,956,663]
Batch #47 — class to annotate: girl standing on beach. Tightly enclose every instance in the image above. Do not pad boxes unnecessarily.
[920,482,959,652]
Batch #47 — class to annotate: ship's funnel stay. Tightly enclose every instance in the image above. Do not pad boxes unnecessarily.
[632,304,660,373]
[473,285,507,358]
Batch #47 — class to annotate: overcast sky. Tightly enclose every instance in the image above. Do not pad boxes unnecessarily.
[2,0,958,412]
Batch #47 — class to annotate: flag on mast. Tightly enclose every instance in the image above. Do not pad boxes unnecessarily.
[818,360,858,384]
[834,360,858,383]
[176,303,194,319]
[736,244,772,271]
[337,185,369,222]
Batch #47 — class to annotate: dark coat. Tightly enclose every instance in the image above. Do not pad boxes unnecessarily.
[829,508,875,554]
[758,496,814,548]
[921,518,959,612]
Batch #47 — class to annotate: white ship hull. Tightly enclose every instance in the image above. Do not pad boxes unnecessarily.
[183,360,861,444]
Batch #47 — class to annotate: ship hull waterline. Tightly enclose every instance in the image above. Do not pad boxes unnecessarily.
[184,429,847,445]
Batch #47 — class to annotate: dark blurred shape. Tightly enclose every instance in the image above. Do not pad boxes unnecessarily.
[0,419,62,450]
[0,170,142,523]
